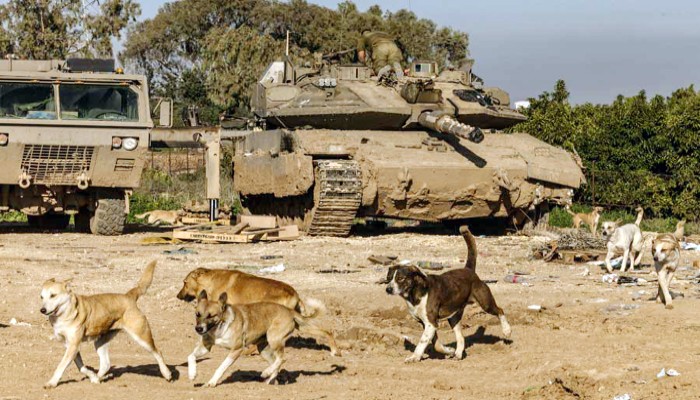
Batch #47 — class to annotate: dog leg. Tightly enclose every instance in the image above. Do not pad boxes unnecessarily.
[657,269,673,309]
[448,312,465,360]
[74,352,99,383]
[122,311,172,381]
[297,322,341,357]
[432,336,455,357]
[664,270,676,310]
[405,322,436,363]
[471,281,511,338]
[187,341,211,381]
[204,348,242,387]
[45,341,80,388]
[261,345,285,384]
[620,248,630,273]
[605,251,614,273]
[94,331,118,381]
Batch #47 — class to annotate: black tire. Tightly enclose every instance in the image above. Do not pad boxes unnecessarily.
[90,196,126,235]
[27,215,41,229]
[74,209,91,233]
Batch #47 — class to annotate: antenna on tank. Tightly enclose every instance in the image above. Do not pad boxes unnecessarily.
[286,30,290,56]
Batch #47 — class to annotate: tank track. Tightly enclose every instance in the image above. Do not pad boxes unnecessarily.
[307,160,362,237]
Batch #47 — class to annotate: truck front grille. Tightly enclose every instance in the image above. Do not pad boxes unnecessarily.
[21,145,95,185]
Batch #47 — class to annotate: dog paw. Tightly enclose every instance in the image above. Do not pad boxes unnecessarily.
[404,355,421,363]
[188,374,197,381]
[330,349,342,357]
[44,381,58,389]
[665,304,674,310]
[203,381,218,388]
[453,352,464,360]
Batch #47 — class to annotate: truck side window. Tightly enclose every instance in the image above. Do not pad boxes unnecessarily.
[0,83,57,119]
[59,84,139,121]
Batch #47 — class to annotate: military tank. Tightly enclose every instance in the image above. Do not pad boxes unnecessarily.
[231,54,585,236]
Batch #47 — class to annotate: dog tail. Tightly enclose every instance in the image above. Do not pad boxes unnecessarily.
[296,297,327,319]
[135,211,151,220]
[126,260,157,301]
[459,225,477,271]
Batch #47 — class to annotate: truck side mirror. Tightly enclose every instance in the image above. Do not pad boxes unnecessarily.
[155,98,173,128]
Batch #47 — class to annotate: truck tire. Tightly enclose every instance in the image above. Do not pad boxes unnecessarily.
[90,197,126,235]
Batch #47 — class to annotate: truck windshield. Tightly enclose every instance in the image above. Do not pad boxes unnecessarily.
[60,84,139,121]
[0,83,57,119]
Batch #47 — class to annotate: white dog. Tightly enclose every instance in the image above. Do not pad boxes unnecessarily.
[601,221,643,273]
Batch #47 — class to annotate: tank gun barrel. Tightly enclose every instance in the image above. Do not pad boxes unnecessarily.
[418,111,484,143]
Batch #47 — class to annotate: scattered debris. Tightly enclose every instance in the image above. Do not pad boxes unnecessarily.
[602,273,618,284]
[604,304,640,313]
[261,255,283,260]
[613,394,631,400]
[503,274,529,284]
[533,229,607,262]
[9,318,30,327]
[258,263,285,274]
[162,247,197,255]
[140,236,183,245]
[527,304,542,311]
[316,268,359,274]
[416,261,448,271]
[681,242,700,251]
[666,369,680,377]
[368,255,397,265]
[589,257,622,269]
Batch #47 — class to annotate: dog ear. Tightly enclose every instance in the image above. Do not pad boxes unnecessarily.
[63,278,74,290]
[377,266,397,284]
[614,219,623,225]
[197,290,208,301]
[218,292,228,307]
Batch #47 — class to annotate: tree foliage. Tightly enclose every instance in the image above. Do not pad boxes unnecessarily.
[0,0,140,59]
[121,0,469,114]
[515,81,700,219]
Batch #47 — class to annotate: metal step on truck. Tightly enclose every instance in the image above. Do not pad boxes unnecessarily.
[0,57,172,234]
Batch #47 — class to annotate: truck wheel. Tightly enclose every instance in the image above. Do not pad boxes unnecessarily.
[90,196,126,235]
[74,209,91,233]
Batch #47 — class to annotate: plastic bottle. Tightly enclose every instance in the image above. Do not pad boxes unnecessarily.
[503,274,528,283]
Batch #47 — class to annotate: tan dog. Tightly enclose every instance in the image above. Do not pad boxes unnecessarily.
[40,261,171,388]
[652,233,681,309]
[177,268,339,355]
[188,291,335,386]
[135,210,184,226]
[673,219,686,241]
[566,206,604,234]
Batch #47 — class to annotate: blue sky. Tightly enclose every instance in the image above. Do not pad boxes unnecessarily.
[23,0,700,104]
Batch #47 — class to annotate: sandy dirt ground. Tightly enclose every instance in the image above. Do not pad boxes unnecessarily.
[1,224,699,400]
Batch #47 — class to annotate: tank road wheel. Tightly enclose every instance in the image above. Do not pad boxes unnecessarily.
[520,203,551,231]
[89,193,126,235]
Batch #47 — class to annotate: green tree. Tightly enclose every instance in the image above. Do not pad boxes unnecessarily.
[0,0,140,59]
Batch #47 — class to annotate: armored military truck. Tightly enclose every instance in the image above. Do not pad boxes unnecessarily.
[0,58,168,234]
[231,55,585,236]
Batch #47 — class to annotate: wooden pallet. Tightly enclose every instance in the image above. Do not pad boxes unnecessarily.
[173,216,299,243]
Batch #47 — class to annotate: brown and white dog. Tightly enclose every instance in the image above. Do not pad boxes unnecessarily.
[135,210,184,226]
[567,206,604,234]
[188,291,334,386]
[40,261,172,388]
[177,268,339,356]
[652,233,681,309]
[379,226,511,363]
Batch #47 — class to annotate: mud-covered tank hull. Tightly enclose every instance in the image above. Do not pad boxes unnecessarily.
[234,129,583,235]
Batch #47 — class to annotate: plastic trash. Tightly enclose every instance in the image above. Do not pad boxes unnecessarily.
[261,255,283,260]
[604,304,640,312]
[417,261,447,271]
[258,263,285,274]
[503,274,528,284]
[588,257,623,268]
[681,242,700,251]
[9,318,31,327]
[657,368,666,378]
[602,274,619,283]
[163,247,197,255]
[527,304,542,311]
[666,369,680,377]
[614,394,631,400]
